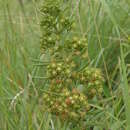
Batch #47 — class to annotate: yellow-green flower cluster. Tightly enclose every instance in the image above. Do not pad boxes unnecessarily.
[62,36,88,59]
[46,63,104,97]
[47,61,71,80]
[79,67,104,97]
[40,0,73,51]
[71,37,88,52]
[43,87,89,121]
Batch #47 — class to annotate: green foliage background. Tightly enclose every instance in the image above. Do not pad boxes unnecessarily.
[0,0,130,130]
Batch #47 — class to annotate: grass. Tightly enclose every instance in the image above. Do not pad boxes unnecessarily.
[0,0,130,130]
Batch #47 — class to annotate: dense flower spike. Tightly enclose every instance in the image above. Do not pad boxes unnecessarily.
[43,87,89,121]
[40,0,105,124]
[40,0,73,51]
